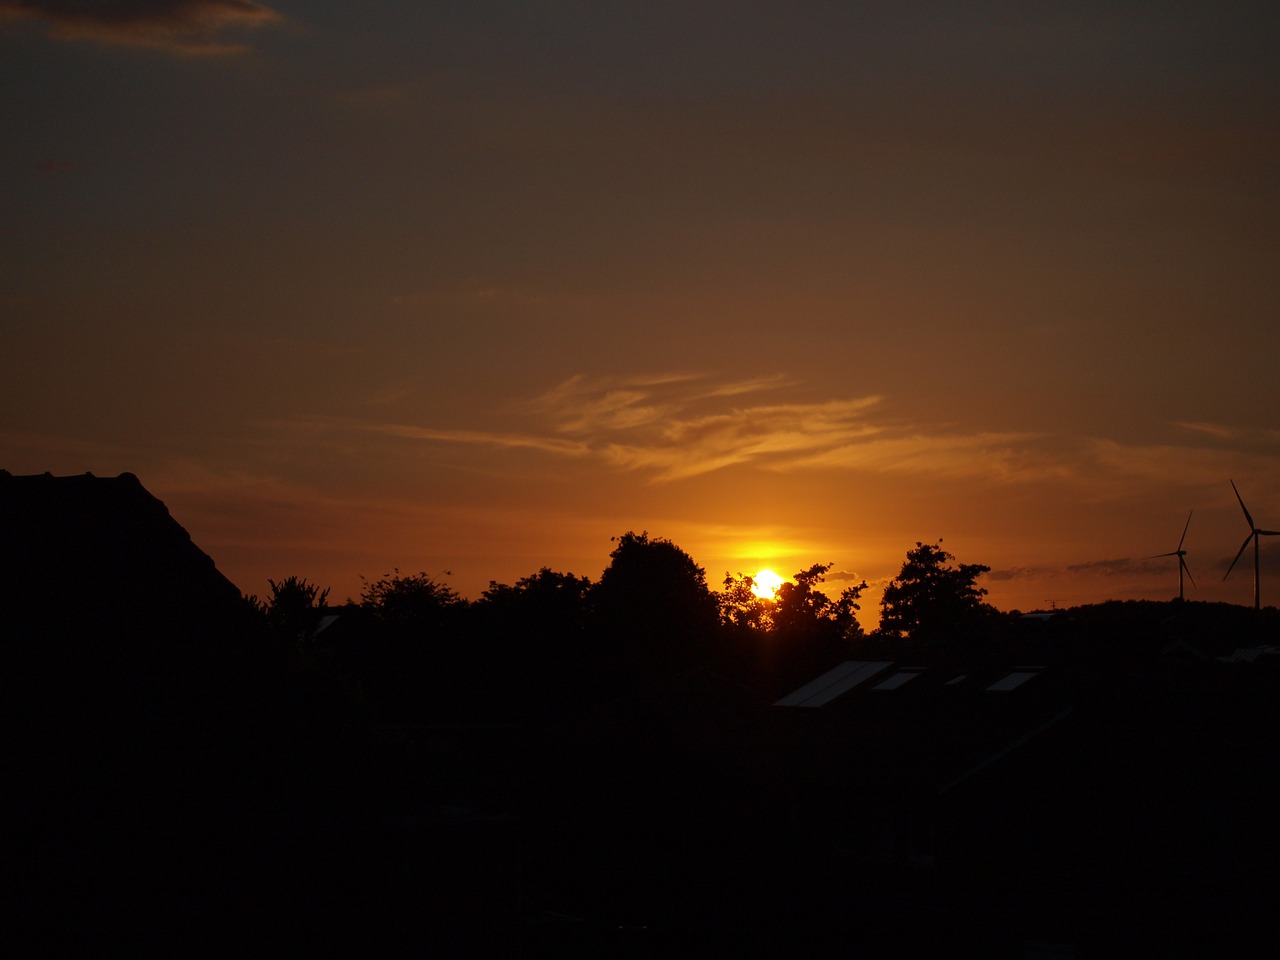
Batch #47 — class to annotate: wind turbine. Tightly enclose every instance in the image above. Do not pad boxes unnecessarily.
[1151,511,1195,601]
[1223,480,1280,610]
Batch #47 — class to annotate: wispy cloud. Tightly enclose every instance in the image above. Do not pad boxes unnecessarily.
[530,372,703,434]
[599,398,885,482]
[1175,421,1242,441]
[788,430,1057,482]
[0,0,281,55]
[1174,421,1280,447]
[316,373,1280,491]
[1066,557,1147,575]
[553,388,671,434]
[706,373,799,397]
[306,374,886,482]
[146,457,311,505]
[365,423,590,458]
[1084,438,1250,489]
[521,374,889,481]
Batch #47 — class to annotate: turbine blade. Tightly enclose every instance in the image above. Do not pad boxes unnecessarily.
[1181,557,1196,589]
[1178,510,1193,550]
[1257,530,1280,537]
[1231,479,1256,530]
[1149,551,1179,559]
[1224,532,1254,580]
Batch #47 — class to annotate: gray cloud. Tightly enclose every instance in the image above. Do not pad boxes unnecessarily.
[824,568,866,583]
[984,567,1027,583]
[1066,557,1143,575]
[0,0,281,55]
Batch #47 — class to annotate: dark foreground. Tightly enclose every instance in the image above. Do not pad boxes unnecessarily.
[11,609,1280,959]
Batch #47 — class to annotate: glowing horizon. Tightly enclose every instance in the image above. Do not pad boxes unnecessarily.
[5,3,1280,624]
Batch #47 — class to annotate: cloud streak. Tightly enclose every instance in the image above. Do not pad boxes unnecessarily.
[0,0,281,55]
[788,431,1059,483]
[364,423,590,458]
[523,374,891,481]
[599,398,885,482]
[345,373,1013,483]
[321,373,1280,492]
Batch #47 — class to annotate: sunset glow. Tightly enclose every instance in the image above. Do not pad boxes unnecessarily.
[750,569,785,600]
[4,3,1280,620]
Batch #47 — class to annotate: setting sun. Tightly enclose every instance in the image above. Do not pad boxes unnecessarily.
[750,569,785,599]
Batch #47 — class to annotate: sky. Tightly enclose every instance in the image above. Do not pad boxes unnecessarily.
[4,1,1280,626]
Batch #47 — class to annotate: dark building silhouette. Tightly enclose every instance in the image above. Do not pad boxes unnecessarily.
[1,470,246,642]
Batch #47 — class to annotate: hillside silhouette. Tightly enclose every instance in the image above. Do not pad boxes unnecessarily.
[7,472,1280,957]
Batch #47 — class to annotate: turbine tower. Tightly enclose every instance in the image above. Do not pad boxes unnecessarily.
[1151,511,1195,601]
[1223,480,1280,610]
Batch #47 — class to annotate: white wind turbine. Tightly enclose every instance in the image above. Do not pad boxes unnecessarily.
[1223,480,1280,610]
[1151,511,1195,601]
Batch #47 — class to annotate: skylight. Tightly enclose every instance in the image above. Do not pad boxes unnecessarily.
[872,670,923,691]
[986,669,1042,692]
[774,661,893,708]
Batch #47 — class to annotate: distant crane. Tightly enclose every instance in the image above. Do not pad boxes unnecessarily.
[1223,480,1280,610]
[1150,511,1195,601]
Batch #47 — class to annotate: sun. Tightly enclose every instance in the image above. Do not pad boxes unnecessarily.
[750,568,785,600]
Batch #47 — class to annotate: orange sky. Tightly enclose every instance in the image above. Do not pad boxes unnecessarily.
[4,1,1280,627]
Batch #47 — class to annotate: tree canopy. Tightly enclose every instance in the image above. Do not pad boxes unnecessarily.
[250,535,1001,683]
[876,539,993,642]
[356,568,462,637]
[476,567,592,645]
[258,575,329,641]
[769,563,864,643]
[717,572,774,634]
[589,531,719,667]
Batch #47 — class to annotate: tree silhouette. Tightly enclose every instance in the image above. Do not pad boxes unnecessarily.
[877,540,992,642]
[258,575,330,640]
[477,567,592,645]
[589,531,718,673]
[718,572,774,634]
[774,563,867,649]
[832,581,869,641]
[470,568,595,715]
[356,568,462,637]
